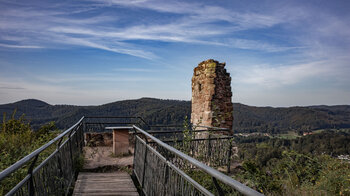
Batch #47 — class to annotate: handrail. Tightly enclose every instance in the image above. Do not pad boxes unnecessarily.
[148,125,183,127]
[85,116,140,118]
[195,125,231,131]
[0,116,84,181]
[137,129,227,134]
[132,125,263,196]
[84,116,151,128]
[84,116,184,130]
[148,136,234,143]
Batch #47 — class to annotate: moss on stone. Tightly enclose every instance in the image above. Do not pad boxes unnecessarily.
[207,62,217,68]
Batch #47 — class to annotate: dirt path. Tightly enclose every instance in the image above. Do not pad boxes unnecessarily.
[83,146,133,169]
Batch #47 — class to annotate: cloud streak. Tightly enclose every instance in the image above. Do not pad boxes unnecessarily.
[91,0,282,29]
[1,0,349,106]
[0,2,157,59]
[235,56,350,89]
[0,0,294,60]
[0,86,25,90]
[113,68,158,72]
[0,43,43,49]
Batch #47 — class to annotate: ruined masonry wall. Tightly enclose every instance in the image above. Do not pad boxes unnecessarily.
[191,59,233,131]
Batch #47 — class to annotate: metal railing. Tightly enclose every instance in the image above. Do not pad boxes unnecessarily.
[134,135,213,195]
[132,125,263,196]
[84,116,183,132]
[1,116,263,196]
[0,116,176,195]
[0,117,85,196]
[153,136,234,171]
[147,126,235,171]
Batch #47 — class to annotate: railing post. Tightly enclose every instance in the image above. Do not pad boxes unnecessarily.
[207,133,212,162]
[75,124,80,153]
[227,141,233,174]
[132,128,138,179]
[68,131,74,169]
[163,149,170,195]
[83,120,86,147]
[212,177,225,196]
[28,155,39,196]
[80,123,85,151]
[141,139,148,192]
[56,137,65,195]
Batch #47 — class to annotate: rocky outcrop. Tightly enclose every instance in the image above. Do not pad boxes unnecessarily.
[191,59,233,132]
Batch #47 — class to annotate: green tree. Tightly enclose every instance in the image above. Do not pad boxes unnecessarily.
[0,112,59,195]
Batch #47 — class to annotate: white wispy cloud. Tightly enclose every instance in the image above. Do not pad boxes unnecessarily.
[0,43,43,49]
[1,0,349,106]
[1,0,348,60]
[224,3,350,92]
[221,39,300,52]
[91,0,282,29]
[0,86,25,90]
[0,3,158,59]
[113,68,158,72]
[235,57,350,89]
[58,36,157,59]
[0,0,291,59]
[48,24,228,43]
[32,73,159,84]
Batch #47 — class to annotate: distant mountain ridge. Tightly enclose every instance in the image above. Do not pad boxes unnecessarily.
[0,98,191,130]
[1,98,350,133]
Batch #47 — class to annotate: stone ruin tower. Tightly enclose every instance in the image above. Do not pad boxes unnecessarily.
[191,59,233,133]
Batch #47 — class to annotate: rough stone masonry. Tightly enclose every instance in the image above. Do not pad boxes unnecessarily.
[191,59,233,133]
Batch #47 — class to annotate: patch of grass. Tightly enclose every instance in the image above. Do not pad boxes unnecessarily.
[274,131,299,139]
[74,154,85,172]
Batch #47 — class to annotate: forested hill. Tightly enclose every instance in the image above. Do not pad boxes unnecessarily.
[0,98,191,130]
[0,98,350,133]
[234,104,350,133]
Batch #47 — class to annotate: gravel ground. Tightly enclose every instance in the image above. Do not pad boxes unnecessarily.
[83,146,133,169]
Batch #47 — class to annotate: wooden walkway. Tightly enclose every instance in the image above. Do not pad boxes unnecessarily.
[73,172,139,196]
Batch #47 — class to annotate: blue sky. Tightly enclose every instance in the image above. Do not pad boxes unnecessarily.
[0,0,349,106]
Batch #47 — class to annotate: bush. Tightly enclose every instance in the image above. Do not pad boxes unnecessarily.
[0,112,59,195]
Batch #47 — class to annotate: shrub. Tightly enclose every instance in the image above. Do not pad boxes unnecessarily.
[0,112,58,195]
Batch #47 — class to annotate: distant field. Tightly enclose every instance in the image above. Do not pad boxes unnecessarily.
[274,131,299,139]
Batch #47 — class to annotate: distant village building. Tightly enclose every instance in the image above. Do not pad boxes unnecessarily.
[191,59,233,133]
[303,132,314,136]
[337,155,350,162]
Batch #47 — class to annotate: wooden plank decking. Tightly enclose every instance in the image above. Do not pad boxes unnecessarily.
[73,172,139,196]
